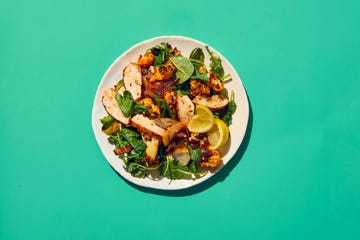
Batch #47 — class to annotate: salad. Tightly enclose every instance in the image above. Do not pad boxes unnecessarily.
[100,42,236,179]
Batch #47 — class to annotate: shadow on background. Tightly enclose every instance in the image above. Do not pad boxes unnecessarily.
[114,95,253,196]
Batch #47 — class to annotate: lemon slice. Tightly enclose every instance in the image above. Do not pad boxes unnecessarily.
[187,105,214,133]
[208,118,229,149]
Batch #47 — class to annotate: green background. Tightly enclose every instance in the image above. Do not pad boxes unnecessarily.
[1,0,359,239]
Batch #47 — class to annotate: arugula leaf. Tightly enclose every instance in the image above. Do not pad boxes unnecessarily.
[114,79,124,92]
[119,127,147,158]
[127,161,159,178]
[108,131,128,148]
[152,43,173,66]
[173,81,190,95]
[100,115,115,130]
[187,145,202,172]
[187,145,202,162]
[153,94,175,118]
[154,52,166,66]
[191,69,209,82]
[221,90,237,126]
[115,90,148,117]
[205,46,225,79]
[170,56,194,84]
[134,102,148,114]
[127,162,147,178]
[160,159,205,180]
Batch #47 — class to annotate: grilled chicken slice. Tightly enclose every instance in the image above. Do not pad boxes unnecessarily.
[176,94,194,124]
[154,118,179,129]
[123,63,142,100]
[131,115,184,146]
[192,94,229,111]
[162,122,185,146]
[131,114,166,138]
[101,87,130,125]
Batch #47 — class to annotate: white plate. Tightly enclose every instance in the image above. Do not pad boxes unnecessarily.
[92,36,249,190]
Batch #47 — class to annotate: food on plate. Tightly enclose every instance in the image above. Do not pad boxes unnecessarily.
[100,43,236,179]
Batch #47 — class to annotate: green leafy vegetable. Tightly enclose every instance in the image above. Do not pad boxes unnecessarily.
[170,56,194,84]
[153,94,175,118]
[119,127,147,158]
[205,46,225,79]
[221,90,237,126]
[189,47,205,68]
[152,43,173,66]
[114,79,124,92]
[127,162,159,178]
[189,48,208,81]
[100,115,115,130]
[127,162,147,178]
[187,145,202,172]
[115,90,148,117]
[173,81,190,95]
[160,158,206,180]
[191,70,209,82]
[108,131,128,148]
[187,145,202,162]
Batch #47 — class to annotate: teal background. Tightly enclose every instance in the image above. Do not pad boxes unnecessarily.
[1,0,359,239]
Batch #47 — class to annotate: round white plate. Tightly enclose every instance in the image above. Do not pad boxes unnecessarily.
[92,36,249,190]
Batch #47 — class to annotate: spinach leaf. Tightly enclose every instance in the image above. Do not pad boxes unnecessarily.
[189,48,205,64]
[153,94,175,118]
[119,127,147,158]
[221,90,237,126]
[205,46,225,79]
[116,90,148,117]
[100,115,115,130]
[170,56,194,84]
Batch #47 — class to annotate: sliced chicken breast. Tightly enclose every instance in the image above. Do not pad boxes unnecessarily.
[101,88,130,125]
[154,118,179,129]
[131,114,166,138]
[123,63,142,100]
[192,94,229,111]
[176,94,194,124]
[162,122,185,146]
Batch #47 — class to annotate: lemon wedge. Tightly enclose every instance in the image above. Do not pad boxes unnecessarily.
[208,118,229,149]
[187,105,214,133]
